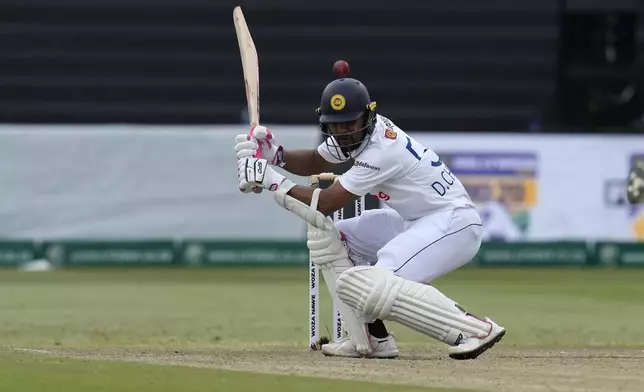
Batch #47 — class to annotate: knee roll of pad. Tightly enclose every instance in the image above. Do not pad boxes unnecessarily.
[336,266,399,321]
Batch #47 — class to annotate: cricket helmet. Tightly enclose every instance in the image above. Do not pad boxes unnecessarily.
[315,78,377,161]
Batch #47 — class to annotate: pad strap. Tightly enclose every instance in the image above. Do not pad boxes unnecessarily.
[310,188,322,210]
[274,187,330,230]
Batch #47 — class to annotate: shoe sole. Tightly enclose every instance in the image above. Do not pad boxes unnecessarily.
[321,352,361,358]
[370,351,399,359]
[448,329,506,360]
[321,350,399,359]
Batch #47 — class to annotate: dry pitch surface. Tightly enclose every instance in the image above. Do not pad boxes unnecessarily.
[27,346,643,392]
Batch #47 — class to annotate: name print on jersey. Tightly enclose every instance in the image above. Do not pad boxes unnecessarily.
[401,134,455,198]
[431,166,457,196]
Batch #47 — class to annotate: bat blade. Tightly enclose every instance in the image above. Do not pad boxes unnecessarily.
[233,6,260,130]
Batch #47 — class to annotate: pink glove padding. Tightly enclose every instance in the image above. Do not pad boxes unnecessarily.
[249,125,284,166]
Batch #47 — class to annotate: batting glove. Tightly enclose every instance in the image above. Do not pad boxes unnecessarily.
[234,125,285,167]
[238,157,295,193]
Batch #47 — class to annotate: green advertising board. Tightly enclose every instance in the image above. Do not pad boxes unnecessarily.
[40,240,178,266]
[180,240,309,266]
[0,241,39,266]
[595,242,644,267]
[475,241,592,267]
[0,239,642,268]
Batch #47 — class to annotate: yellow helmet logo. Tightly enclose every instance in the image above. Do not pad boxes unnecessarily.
[330,94,346,111]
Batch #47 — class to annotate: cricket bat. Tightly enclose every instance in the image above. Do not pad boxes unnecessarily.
[233,6,263,193]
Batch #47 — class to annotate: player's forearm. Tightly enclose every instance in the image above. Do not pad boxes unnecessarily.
[287,186,338,216]
[282,149,331,177]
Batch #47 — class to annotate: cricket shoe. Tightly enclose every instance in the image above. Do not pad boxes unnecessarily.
[321,333,399,359]
[448,317,506,360]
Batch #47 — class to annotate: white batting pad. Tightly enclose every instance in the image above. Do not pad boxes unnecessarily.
[307,227,351,269]
[307,217,371,355]
[336,266,492,346]
[319,264,372,355]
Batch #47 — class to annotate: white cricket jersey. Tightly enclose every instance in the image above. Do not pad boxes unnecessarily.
[317,114,474,221]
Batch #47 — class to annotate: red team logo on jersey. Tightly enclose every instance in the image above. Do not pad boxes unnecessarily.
[384,128,397,140]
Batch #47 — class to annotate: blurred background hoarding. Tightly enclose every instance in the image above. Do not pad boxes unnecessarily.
[1,0,643,267]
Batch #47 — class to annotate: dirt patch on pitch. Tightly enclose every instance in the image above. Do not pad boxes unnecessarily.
[26,345,644,392]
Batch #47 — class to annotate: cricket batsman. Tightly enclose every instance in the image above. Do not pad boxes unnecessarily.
[234,77,506,360]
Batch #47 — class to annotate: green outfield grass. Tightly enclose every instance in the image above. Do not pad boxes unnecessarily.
[0,267,642,349]
[0,267,642,392]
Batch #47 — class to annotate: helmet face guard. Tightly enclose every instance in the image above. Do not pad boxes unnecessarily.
[319,107,377,161]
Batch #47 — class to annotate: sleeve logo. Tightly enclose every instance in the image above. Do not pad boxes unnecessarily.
[353,161,381,171]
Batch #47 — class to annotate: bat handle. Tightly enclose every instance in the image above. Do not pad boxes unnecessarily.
[253,144,262,158]
[249,125,262,159]
[248,125,263,193]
